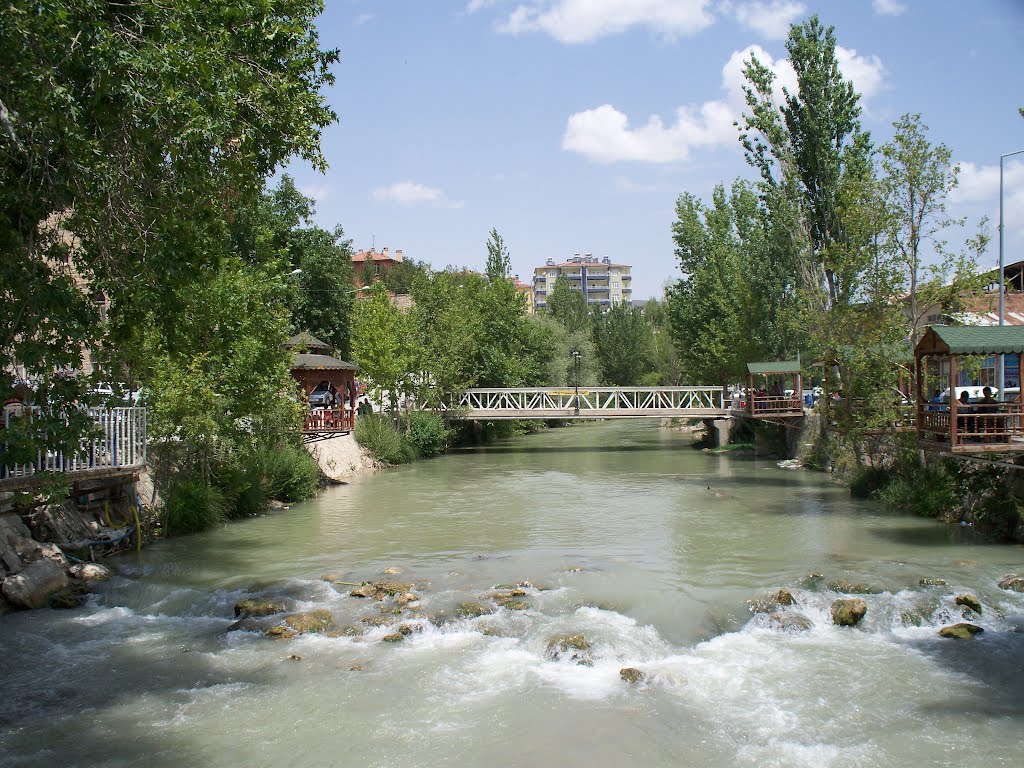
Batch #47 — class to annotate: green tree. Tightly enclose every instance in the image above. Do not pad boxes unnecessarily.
[485,227,512,281]
[351,282,411,414]
[1,0,337,455]
[545,275,591,334]
[593,303,656,385]
[879,113,982,345]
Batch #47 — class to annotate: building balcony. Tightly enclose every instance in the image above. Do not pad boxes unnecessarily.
[566,274,582,280]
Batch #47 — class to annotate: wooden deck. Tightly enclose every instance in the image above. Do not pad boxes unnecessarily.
[918,402,1024,453]
[303,407,355,442]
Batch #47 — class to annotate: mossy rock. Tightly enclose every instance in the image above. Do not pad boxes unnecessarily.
[397,624,414,636]
[547,633,592,665]
[360,614,391,627]
[374,581,413,596]
[456,601,494,618]
[919,578,947,587]
[234,599,289,618]
[619,667,644,683]
[748,588,797,613]
[954,594,982,615]
[382,632,404,642]
[829,579,881,595]
[997,574,1024,593]
[767,612,813,632]
[50,584,89,610]
[350,583,379,598]
[266,625,298,640]
[800,573,825,589]
[396,592,419,607]
[938,623,984,639]
[492,588,528,599]
[831,598,867,627]
[278,610,329,634]
[499,599,529,611]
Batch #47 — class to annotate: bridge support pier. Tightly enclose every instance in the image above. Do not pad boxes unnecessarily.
[702,418,734,448]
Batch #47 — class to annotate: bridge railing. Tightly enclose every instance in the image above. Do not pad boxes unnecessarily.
[1,406,147,482]
[449,386,726,417]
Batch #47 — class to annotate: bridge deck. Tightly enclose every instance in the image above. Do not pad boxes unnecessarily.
[450,386,729,420]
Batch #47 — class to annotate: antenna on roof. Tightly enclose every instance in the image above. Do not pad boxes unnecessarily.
[371,234,375,252]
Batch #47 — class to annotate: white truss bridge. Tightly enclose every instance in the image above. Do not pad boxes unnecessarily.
[449,386,729,420]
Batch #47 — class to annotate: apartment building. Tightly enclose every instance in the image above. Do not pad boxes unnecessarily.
[532,253,632,312]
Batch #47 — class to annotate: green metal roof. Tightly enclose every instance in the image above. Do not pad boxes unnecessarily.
[746,359,801,375]
[930,325,1024,355]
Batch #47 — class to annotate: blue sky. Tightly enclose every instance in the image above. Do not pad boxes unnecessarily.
[283,0,1024,300]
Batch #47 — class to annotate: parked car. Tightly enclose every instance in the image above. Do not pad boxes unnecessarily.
[308,383,337,408]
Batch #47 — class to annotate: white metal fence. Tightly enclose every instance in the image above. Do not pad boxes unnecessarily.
[1,407,147,481]
[449,386,726,419]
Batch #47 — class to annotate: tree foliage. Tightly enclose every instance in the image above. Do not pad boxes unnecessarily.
[1,0,337,456]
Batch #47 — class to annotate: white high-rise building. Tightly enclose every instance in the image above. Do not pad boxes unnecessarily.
[532,253,632,312]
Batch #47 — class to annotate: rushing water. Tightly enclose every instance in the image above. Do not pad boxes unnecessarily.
[2,421,1023,768]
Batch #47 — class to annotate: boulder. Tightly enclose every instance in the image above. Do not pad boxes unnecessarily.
[546,633,592,665]
[748,588,797,613]
[828,579,880,595]
[68,563,111,581]
[938,623,984,639]
[234,598,289,618]
[382,567,402,575]
[382,633,404,642]
[50,583,89,609]
[954,594,982,615]
[2,557,69,609]
[498,599,529,611]
[396,592,419,608]
[350,583,379,598]
[374,581,413,596]
[919,578,947,587]
[286,610,334,633]
[456,601,494,619]
[831,598,867,627]
[619,668,644,683]
[997,574,1024,593]
[767,612,813,632]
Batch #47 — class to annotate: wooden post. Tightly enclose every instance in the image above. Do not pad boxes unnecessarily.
[949,354,959,448]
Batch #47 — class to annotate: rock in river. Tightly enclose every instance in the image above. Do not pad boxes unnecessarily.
[938,623,984,639]
[2,557,69,610]
[831,598,867,627]
[235,598,289,618]
[954,594,982,615]
[620,668,644,683]
[997,574,1024,593]
[546,633,592,665]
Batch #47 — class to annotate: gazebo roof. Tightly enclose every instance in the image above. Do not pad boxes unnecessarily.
[747,359,801,375]
[291,353,359,372]
[916,326,1024,356]
[284,332,332,354]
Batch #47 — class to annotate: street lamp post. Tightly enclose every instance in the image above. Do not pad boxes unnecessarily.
[998,148,1024,397]
[571,348,581,416]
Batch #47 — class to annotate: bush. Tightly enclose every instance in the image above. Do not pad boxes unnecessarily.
[165,478,226,535]
[849,465,892,498]
[407,411,450,458]
[255,444,321,502]
[355,414,415,465]
[876,462,955,518]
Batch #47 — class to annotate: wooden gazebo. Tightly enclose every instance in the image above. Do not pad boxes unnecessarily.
[745,360,803,418]
[915,326,1024,453]
[285,333,360,438]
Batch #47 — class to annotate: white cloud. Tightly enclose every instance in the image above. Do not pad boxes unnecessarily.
[733,0,806,40]
[835,46,886,101]
[562,41,885,165]
[371,181,464,209]
[872,0,906,16]
[354,13,375,25]
[464,0,500,13]
[298,184,332,204]
[951,159,1024,244]
[497,0,714,44]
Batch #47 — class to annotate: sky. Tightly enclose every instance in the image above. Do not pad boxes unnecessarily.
[282,0,1024,300]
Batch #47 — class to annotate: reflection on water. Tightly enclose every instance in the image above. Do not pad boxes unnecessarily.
[1,420,1022,768]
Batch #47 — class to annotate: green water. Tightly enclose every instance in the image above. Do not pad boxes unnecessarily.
[1,421,1022,767]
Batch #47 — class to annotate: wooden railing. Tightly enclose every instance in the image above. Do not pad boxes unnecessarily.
[304,407,354,433]
[918,402,1024,449]
[748,395,803,417]
[1,407,147,482]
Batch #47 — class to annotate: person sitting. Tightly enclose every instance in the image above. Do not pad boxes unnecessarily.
[979,386,999,440]
[957,390,975,442]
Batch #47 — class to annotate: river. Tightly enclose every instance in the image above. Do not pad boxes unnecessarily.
[1,420,1022,767]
